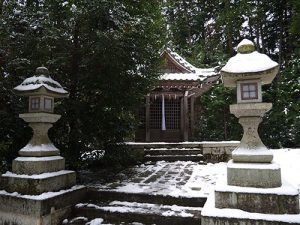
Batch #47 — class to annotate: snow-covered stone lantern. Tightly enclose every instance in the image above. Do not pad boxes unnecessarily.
[0,66,84,225]
[14,66,68,156]
[201,39,300,225]
[221,39,279,165]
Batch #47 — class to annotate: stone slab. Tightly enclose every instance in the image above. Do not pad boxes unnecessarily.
[19,113,61,123]
[18,143,60,157]
[202,192,300,225]
[0,185,86,225]
[202,215,300,225]
[12,156,65,175]
[227,160,281,188]
[215,188,299,214]
[231,147,274,163]
[0,170,76,195]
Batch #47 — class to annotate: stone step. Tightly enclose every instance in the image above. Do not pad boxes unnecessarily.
[129,143,202,150]
[144,148,202,156]
[72,201,202,225]
[87,188,207,207]
[144,154,206,162]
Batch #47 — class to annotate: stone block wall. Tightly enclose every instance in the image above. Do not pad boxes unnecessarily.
[200,141,239,162]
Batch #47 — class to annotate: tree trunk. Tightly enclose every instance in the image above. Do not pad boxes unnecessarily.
[224,0,234,56]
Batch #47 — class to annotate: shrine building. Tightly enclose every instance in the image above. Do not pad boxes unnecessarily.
[135,49,220,142]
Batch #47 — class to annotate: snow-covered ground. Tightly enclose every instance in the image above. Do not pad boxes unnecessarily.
[72,149,300,225]
[89,148,300,199]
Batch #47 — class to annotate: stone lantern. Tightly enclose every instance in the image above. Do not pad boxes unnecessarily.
[201,39,300,225]
[221,39,281,187]
[0,67,85,225]
[13,66,68,157]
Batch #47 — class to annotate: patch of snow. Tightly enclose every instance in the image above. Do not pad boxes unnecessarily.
[237,39,254,48]
[86,218,104,225]
[14,75,68,94]
[0,185,85,200]
[14,156,63,162]
[161,70,217,81]
[2,170,73,179]
[69,217,88,223]
[227,161,280,170]
[77,201,200,218]
[81,150,105,161]
[19,143,58,152]
[215,180,299,195]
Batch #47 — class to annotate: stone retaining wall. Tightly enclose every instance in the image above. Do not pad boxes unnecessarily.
[200,141,239,162]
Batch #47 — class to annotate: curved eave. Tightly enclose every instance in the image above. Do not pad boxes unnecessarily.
[163,51,194,73]
[221,65,279,87]
[14,85,69,98]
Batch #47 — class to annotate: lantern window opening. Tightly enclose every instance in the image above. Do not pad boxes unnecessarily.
[241,83,258,100]
[30,97,40,111]
[44,97,53,112]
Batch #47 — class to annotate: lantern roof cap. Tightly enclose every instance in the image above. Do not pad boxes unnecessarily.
[14,66,68,98]
[221,39,279,87]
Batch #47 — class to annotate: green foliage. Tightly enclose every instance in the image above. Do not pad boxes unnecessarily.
[1,0,300,171]
[260,58,300,148]
[195,84,242,141]
[0,0,165,169]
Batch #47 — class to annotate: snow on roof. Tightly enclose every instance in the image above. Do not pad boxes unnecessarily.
[237,39,254,48]
[221,51,278,74]
[161,69,217,81]
[161,48,219,81]
[166,49,198,73]
[222,39,278,74]
[14,75,68,94]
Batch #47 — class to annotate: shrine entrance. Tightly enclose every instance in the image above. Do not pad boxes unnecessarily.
[135,48,219,142]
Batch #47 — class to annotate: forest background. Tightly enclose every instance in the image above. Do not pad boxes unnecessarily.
[0,0,299,171]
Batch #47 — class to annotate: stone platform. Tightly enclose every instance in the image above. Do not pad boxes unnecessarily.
[0,185,86,225]
[202,192,300,225]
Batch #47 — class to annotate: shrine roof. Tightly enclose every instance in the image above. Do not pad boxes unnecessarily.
[160,48,219,81]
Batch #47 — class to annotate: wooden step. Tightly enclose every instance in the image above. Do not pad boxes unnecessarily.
[74,201,202,225]
[144,154,206,163]
[87,188,207,207]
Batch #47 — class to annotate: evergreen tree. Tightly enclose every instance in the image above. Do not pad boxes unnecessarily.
[0,0,165,170]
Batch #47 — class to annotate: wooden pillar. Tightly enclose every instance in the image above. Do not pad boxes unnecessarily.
[145,94,150,142]
[183,91,189,141]
[180,97,184,140]
[190,96,195,140]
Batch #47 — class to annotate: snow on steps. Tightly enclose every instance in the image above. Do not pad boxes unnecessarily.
[142,144,205,163]
[87,188,207,207]
[72,201,202,225]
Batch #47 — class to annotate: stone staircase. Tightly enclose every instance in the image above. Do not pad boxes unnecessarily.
[141,143,205,163]
[64,188,205,225]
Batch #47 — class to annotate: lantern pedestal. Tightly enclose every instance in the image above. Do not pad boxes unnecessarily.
[230,103,273,163]
[18,113,61,157]
[0,112,86,225]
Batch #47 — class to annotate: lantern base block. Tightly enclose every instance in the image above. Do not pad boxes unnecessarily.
[227,160,281,188]
[0,185,86,225]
